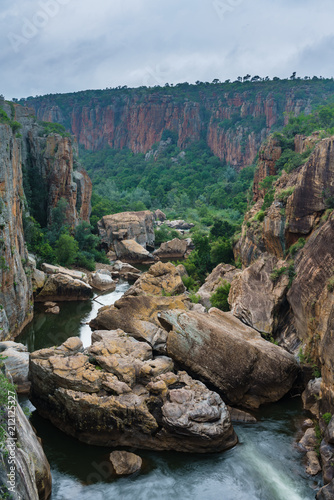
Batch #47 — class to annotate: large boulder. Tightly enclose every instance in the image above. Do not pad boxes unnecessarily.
[89,271,116,292]
[161,308,300,409]
[198,264,242,309]
[29,333,237,453]
[165,220,195,231]
[229,255,289,335]
[109,451,142,476]
[90,294,188,351]
[98,211,155,250]
[124,261,185,297]
[154,209,166,222]
[153,238,189,260]
[32,268,46,292]
[0,342,30,393]
[113,239,156,264]
[41,263,88,282]
[35,273,93,302]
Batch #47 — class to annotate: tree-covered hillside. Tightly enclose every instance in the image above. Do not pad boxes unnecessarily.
[80,135,255,229]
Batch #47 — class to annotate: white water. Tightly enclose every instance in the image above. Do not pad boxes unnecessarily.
[79,281,130,347]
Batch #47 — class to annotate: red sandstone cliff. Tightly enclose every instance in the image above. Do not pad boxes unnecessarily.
[25,85,321,168]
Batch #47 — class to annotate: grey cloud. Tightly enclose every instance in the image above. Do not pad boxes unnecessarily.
[0,0,334,99]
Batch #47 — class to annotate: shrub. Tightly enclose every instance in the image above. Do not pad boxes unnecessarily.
[254,210,265,222]
[210,237,234,267]
[55,234,79,267]
[270,266,287,283]
[322,413,332,425]
[276,187,295,203]
[288,237,306,257]
[211,281,231,311]
[75,251,95,271]
[189,293,200,304]
[182,275,200,292]
[327,277,334,292]
[154,224,180,244]
[287,261,296,288]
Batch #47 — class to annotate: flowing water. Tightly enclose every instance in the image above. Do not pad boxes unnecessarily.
[18,282,322,500]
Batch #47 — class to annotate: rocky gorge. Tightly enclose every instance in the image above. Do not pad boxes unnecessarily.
[1,95,334,499]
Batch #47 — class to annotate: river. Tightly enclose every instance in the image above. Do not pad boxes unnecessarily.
[18,282,322,500]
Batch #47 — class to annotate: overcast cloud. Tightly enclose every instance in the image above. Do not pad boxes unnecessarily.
[0,0,334,99]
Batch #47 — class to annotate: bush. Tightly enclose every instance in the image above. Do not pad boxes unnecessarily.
[75,251,96,271]
[189,293,200,304]
[322,413,332,425]
[182,275,200,292]
[154,224,180,244]
[55,234,79,266]
[288,237,306,257]
[270,266,287,283]
[276,187,295,203]
[211,281,231,311]
[210,237,234,267]
[327,277,334,292]
[254,210,265,222]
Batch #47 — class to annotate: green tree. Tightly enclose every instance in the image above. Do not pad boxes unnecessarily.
[211,281,231,311]
[55,234,79,266]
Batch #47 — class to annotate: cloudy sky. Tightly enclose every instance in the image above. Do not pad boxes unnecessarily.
[0,0,334,99]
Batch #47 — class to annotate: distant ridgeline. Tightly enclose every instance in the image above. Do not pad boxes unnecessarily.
[17,78,334,222]
[19,77,334,168]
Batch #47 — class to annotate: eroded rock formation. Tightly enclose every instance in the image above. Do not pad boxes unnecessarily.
[29,335,237,453]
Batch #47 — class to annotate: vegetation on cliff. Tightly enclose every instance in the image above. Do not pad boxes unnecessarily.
[24,199,108,270]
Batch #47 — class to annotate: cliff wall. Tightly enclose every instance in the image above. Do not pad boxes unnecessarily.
[233,133,334,414]
[0,102,92,340]
[24,81,333,169]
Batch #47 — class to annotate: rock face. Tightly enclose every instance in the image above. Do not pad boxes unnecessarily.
[0,342,30,393]
[233,133,334,418]
[253,136,282,202]
[98,211,155,248]
[26,132,92,228]
[0,101,92,341]
[198,264,242,309]
[0,119,33,340]
[237,136,334,267]
[162,308,299,409]
[29,334,237,453]
[316,480,334,500]
[154,238,189,260]
[35,273,93,302]
[98,211,155,262]
[0,372,52,500]
[26,83,322,168]
[229,255,289,335]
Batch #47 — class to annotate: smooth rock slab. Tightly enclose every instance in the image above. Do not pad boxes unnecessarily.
[109,451,142,475]
[162,308,299,409]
